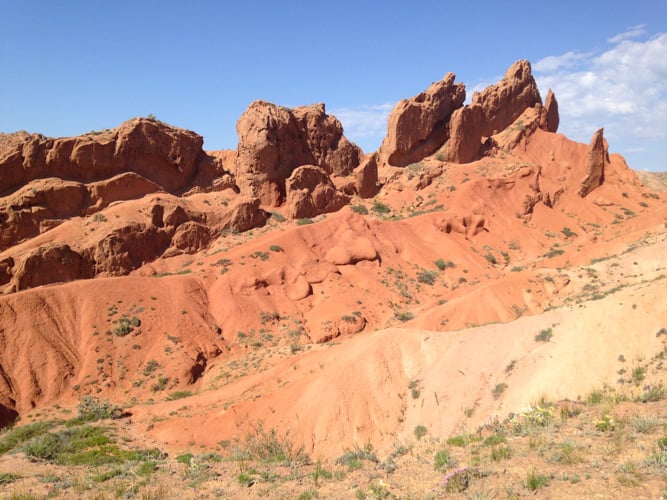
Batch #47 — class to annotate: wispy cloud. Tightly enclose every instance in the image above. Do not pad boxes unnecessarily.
[608,24,647,43]
[534,29,667,169]
[331,103,393,151]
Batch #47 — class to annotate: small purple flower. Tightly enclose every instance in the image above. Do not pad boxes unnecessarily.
[442,467,468,485]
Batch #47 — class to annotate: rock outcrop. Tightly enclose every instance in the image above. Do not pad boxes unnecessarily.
[379,73,465,167]
[542,89,559,133]
[285,165,350,219]
[14,244,94,291]
[578,128,608,198]
[442,60,544,163]
[234,102,361,206]
[0,118,205,196]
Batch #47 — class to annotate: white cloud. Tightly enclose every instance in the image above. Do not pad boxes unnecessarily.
[533,51,591,72]
[607,24,647,43]
[331,103,393,151]
[534,30,667,169]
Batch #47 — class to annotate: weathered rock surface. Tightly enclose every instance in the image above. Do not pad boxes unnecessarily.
[0,118,205,196]
[442,60,544,163]
[543,89,559,133]
[14,244,94,291]
[578,128,608,197]
[234,102,361,206]
[285,165,350,219]
[379,73,465,167]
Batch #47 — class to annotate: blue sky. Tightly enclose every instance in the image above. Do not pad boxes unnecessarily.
[2,1,666,170]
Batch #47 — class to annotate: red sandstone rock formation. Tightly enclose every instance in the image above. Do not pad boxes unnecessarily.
[234,102,361,206]
[578,128,609,197]
[379,73,465,167]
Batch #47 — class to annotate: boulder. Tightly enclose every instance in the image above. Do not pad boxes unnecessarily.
[220,197,268,233]
[285,165,350,219]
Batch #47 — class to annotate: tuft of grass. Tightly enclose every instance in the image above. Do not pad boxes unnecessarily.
[336,444,378,471]
[490,445,511,461]
[167,391,193,401]
[0,472,21,485]
[525,469,550,491]
[232,423,309,465]
[433,447,457,471]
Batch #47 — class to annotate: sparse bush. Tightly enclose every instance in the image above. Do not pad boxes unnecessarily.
[371,201,391,215]
[638,383,667,403]
[233,423,309,465]
[535,328,553,342]
[269,245,284,252]
[417,269,437,285]
[484,252,497,265]
[76,396,123,422]
[561,227,577,238]
[336,444,378,471]
[351,204,369,215]
[413,425,427,440]
[492,383,508,399]
[297,218,314,225]
[434,259,454,271]
[143,360,160,376]
[395,311,415,322]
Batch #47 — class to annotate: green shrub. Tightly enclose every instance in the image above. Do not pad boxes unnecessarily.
[492,383,508,399]
[395,311,415,322]
[269,245,284,252]
[336,444,378,471]
[351,204,369,215]
[413,425,427,440]
[417,269,438,285]
[297,218,314,225]
[434,259,454,271]
[371,201,391,215]
[233,423,309,465]
[490,445,511,461]
[0,420,59,454]
[75,396,123,422]
[535,328,553,342]
[167,391,193,401]
[561,227,577,238]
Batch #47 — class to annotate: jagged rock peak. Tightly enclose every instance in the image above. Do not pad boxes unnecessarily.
[579,128,609,197]
[378,73,466,167]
